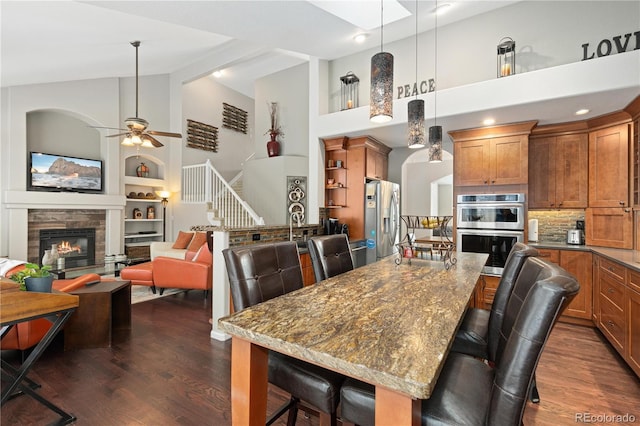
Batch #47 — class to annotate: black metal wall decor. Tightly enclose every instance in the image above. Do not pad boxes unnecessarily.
[222,102,248,134]
[186,119,218,152]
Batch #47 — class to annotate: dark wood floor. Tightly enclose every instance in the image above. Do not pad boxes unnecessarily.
[2,290,639,425]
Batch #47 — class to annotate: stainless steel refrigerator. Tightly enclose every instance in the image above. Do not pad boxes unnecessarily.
[364,180,400,264]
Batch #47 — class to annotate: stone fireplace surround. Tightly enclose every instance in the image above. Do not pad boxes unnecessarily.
[29,210,103,266]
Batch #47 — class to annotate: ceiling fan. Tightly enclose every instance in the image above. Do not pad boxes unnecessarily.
[98,41,182,148]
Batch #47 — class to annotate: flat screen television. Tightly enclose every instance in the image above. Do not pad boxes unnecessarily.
[28,152,103,193]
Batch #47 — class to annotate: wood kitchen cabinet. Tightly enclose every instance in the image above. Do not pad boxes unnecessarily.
[474,275,500,310]
[537,248,592,323]
[585,207,633,249]
[628,269,640,376]
[588,123,630,208]
[529,132,588,209]
[299,252,316,287]
[450,121,536,188]
[322,135,391,241]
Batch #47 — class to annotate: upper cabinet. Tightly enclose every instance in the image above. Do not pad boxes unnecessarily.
[450,121,536,188]
[529,125,589,209]
[588,122,630,208]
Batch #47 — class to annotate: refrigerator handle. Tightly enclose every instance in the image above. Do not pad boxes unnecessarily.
[387,190,399,247]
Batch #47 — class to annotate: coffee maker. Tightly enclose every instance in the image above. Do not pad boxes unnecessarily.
[325,218,339,235]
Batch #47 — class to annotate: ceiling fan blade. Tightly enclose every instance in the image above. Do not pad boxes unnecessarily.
[142,134,164,148]
[147,130,182,138]
[106,132,130,138]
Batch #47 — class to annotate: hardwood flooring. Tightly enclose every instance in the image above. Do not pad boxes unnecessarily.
[2,290,639,425]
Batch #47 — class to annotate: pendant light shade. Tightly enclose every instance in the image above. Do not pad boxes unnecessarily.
[370,52,394,123]
[428,125,443,162]
[408,99,425,148]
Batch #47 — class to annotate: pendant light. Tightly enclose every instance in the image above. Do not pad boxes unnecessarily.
[370,0,394,123]
[428,0,443,163]
[407,0,425,149]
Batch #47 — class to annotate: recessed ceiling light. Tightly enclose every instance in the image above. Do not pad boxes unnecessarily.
[483,118,496,126]
[212,70,223,78]
[354,33,369,43]
[435,3,452,15]
[575,108,590,115]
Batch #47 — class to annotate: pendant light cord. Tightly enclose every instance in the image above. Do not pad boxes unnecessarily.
[434,1,438,126]
[380,0,384,52]
[415,0,418,100]
[132,41,140,118]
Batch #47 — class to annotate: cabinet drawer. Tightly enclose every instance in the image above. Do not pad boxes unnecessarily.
[599,269,625,309]
[600,258,626,282]
[537,249,560,264]
[629,269,640,294]
[599,295,625,353]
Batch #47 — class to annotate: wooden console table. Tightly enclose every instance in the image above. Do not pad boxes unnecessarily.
[64,280,131,350]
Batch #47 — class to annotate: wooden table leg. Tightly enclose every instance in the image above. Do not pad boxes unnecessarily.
[231,337,268,426]
[375,386,421,426]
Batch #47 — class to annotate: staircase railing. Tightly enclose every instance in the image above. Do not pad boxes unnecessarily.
[182,159,264,227]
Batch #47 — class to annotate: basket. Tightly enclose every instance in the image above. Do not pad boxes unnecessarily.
[125,245,150,259]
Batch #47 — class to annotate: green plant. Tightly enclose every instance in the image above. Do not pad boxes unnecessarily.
[10,263,52,291]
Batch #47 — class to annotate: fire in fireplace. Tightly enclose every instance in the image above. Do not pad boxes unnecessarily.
[40,228,95,268]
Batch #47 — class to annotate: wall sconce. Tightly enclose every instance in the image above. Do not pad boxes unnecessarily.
[340,71,359,110]
[155,191,171,241]
[497,37,516,77]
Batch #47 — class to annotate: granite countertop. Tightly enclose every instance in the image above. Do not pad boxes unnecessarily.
[529,241,640,273]
[219,252,487,399]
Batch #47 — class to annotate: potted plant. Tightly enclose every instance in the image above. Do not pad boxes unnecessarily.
[265,101,284,157]
[10,263,53,292]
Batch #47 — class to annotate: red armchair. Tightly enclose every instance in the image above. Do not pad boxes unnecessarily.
[152,242,212,295]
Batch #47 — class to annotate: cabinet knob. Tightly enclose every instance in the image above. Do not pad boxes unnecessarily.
[607,287,615,294]
[491,180,496,184]
[550,203,554,206]
[558,202,563,206]
[607,320,615,328]
[619,200,625,206]
[483,180,488,184]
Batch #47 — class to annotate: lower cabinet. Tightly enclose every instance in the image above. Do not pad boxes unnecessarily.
[474,275,500,310]
[299,252,316,287]
[594,255,640,377]
[538,249,593,323]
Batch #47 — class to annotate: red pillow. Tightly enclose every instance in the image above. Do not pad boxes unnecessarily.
[187,232,208,253]
[192,243,213,264]
[172,231,194,249]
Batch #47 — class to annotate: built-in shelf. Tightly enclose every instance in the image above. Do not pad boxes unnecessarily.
[123,175,165,187]
[326,205,345,209]
[124,219,163,223]
[126,198,162,203]
[124,233,163,239]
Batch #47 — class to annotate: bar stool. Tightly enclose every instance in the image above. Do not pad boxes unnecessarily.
[307,234,354,282]
[223,241,344,426]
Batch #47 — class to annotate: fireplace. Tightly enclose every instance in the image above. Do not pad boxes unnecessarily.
[40,228,96,268]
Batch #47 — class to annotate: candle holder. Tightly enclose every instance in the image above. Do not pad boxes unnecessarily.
[497,37,516,78]
[340,71,359,110]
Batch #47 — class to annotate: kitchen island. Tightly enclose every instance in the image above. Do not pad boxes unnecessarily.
[219,252,487,425]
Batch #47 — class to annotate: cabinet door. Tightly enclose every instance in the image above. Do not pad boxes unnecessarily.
[474,275,500,310]
[490,135,528,185]
[585,207,633,249]
[556,133,588,208]
[454,140,491,186]
[528,137,556,208]
[559,250,593,320]
[589,123,630,207]
[628,285,640,377]
[365,148,387,180]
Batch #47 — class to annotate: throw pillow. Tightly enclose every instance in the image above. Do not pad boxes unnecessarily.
[187,232,208,253]
[172,231,194,249]
[192,242,213,264]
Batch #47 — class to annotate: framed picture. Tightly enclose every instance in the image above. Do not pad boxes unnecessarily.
[147,206,155,219]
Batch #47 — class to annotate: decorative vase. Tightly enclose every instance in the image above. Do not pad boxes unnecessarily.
[136,162,150,177]
[42,249,52,266]
[50,244,59,265]
[267,132,280,157]
[25,276,54,293]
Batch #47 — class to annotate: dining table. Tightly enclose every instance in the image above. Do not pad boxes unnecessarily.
[1,279,80,425]
[218,251,488,425]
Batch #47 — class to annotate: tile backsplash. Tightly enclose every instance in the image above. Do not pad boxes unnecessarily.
[528,210,585,243]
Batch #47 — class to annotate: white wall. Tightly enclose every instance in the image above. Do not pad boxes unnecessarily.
[327,1,640,112]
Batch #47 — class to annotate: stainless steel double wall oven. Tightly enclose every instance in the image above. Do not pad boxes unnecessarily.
[456,193,525,276]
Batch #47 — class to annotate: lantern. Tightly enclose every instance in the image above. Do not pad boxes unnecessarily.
[497,37,516,77]
[340,71,359,110]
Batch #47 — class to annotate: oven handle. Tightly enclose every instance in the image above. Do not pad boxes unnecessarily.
[456,229,525,237]
[456,203,525,209]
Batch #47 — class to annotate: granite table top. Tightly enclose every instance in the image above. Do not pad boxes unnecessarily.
[218,252,488,400]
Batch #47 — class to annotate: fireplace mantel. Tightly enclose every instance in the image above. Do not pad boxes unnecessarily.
[4,190,125,210]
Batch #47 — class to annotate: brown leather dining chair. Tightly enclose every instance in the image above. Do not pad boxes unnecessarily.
[223,241,345,426]
[450,242,542,402]
[307,234,354,282]
[339,256,579,426]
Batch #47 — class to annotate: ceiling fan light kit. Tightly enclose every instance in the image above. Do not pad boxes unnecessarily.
[97,40,182,150]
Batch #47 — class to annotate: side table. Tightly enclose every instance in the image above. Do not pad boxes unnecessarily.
[64,280,131,350]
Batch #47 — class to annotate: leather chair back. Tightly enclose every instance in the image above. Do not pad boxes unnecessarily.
[486,242,538,360]
[223,241,303,311]
[307,234,354,282]
[489,257,579,425]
